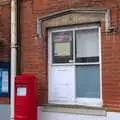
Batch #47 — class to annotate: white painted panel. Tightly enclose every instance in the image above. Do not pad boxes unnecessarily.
[38,107,120,120]
[38,107,106,120]
[107,112,120,120]
[48,65,75,103]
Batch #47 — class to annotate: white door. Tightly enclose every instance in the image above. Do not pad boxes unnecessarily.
[48,29,75,104]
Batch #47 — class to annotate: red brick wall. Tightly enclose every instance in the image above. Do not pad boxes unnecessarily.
[0,1,10,62]
[0,1,10,104]
[20,0,120,111]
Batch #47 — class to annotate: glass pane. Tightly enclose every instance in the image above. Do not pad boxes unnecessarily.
[76,65,100,98]
[52,31,73,63]
[76,28,99,63]
[0,68,9,95]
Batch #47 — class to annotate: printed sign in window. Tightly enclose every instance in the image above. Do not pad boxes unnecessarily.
[53,31,72,57]
[54,42,71,56]
[17,87,27,96]
[0,68,9,94]
[52,31,73,63]
[1,71,8,92]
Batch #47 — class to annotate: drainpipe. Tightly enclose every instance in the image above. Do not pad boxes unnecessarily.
[10,0,17,120]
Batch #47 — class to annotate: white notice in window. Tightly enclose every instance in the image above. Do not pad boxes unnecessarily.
[54,42,71,56]
[1,71,8,92]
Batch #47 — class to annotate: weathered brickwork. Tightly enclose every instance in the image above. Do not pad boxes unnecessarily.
[0,0,10,104]
[20,0,120,111]
[0,1,10,62]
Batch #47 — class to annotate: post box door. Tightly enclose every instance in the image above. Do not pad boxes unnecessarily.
[15,84,29,120]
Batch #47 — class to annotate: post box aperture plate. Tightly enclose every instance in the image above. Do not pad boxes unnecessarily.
[17,87,27,96]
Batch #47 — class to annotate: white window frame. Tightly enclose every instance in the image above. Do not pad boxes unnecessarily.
[48,24,102,107]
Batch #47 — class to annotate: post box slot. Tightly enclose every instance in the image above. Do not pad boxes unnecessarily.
[16,83,27,85]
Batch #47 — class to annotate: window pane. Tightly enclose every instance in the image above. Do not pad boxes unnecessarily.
[0,68,9,96]
[76,28,99,63]
[76,65,100,98]
[52,31,73,63]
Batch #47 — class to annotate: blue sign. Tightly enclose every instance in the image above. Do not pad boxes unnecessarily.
[0,63,9,96]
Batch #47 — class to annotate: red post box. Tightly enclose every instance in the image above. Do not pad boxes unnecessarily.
[15,75,37,120]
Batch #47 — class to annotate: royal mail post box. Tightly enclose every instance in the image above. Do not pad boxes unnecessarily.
[15,75,37,120]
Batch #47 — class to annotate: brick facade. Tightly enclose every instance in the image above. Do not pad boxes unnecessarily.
[0,1,10,63]
[0,0,10,104]
[20,0,120,111]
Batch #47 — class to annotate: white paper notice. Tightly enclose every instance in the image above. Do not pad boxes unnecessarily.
[54,42,71,56]
[1,71,8,92]
[17,88,27,96]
